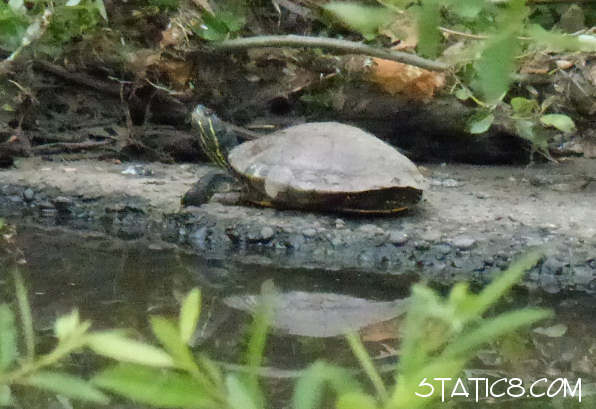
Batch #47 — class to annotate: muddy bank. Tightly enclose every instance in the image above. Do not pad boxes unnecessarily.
[1,157,595,293]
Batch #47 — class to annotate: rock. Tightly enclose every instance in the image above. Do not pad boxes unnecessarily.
[335,218,346,229]
[38,200,55,209]
[572,266,594,285]
[260,226,275,241]
[190,226,208,249]
[358,224,385,236]
[330,236,343,248]
[23,188,34,202]
[442,178,460,187]
[541,256,566,276]
[419,230,441,242]
[451,236,476,250]
[302,228,316,237]
[388,231,408,245]
[434,243,452,255]
[52,196,73,212]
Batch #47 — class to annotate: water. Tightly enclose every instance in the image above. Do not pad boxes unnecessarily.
[1,224,594,408]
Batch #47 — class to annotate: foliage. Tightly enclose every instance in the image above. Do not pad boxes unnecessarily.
[0,270,109,406]
[192,2,247,42]
[0,0,106,56]
[0,252,551,408]
[323,0,593,150]
[293,252,551,409]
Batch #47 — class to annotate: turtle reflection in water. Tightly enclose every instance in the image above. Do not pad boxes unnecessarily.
[183,105,427,214]
[223,291,408,338]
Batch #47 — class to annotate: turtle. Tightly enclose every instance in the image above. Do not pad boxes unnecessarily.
[183,105,426,214]
[222,290,409,338]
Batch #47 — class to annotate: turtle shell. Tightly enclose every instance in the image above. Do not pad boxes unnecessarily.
[228,122,426,213]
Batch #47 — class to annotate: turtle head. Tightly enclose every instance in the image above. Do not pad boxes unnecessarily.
[191,105,238,170]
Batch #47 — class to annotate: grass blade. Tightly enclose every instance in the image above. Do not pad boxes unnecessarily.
[345,333,387,402]
[11,268,34,360]
[24,371,109,404]
[0,304,17,371]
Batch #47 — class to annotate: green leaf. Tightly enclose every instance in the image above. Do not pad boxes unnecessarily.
[150,316,197,372]
[346,333,386,402]
[510,97,539,118]
[527,24,593,52]
[179,288,201,344]
[466,111,494,134]
[470,252,542,317]
[54,309,80,340]
[323,2,394,39]
[226,374,258,409]
[193,12,231,41]
[8,0,25,14]
[242,280,276,409]
[515,118,538,142]
[94,0,108,21]
[0,304,17,371]
[0,385,12,406]
[336,392,379,409]
[217,10,245,32]
[454,87,472,101]
[449,0,484,19]
[24,371,109,404]
[93,364,217,408]
[11,269,34,360]
[540,114,576,134]
[443,308,552,357]
[87,331,174,367]
[476,32,518,104]
[390,357,466,409]
[293,361,363,409]
[417,0,441,58]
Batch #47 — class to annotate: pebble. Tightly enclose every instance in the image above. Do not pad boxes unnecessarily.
[451,236,476,250]
[189,227,208,248]
[358,224,385,235]
[38,200,55,209]
[260,226,275,241]
[330,236,343,247]
[23,188,34,202]
[571,266,594,285]
[434,244,452,255]
[419,230,441,242]
[388,231,408,245]
[442,178,460,188]
[302,228,317,237]
[52,196,73,212]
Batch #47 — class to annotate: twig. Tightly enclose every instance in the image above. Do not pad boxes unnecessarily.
[30,140,114,154]
[213,35,449,71]
[0,9,52,75]
[35,60,121,97]
[439,27,533,41]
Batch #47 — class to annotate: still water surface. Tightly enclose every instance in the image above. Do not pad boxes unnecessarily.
[1,225,594,408]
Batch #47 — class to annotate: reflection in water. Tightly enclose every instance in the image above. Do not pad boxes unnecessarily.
[1,225,594,408]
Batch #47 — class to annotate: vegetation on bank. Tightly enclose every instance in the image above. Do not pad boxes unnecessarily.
[0,0,594,158]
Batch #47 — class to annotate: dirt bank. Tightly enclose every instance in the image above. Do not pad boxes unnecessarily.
[1,156,595,293]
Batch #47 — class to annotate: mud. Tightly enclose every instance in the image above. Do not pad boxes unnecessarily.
[1,156,595,293]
